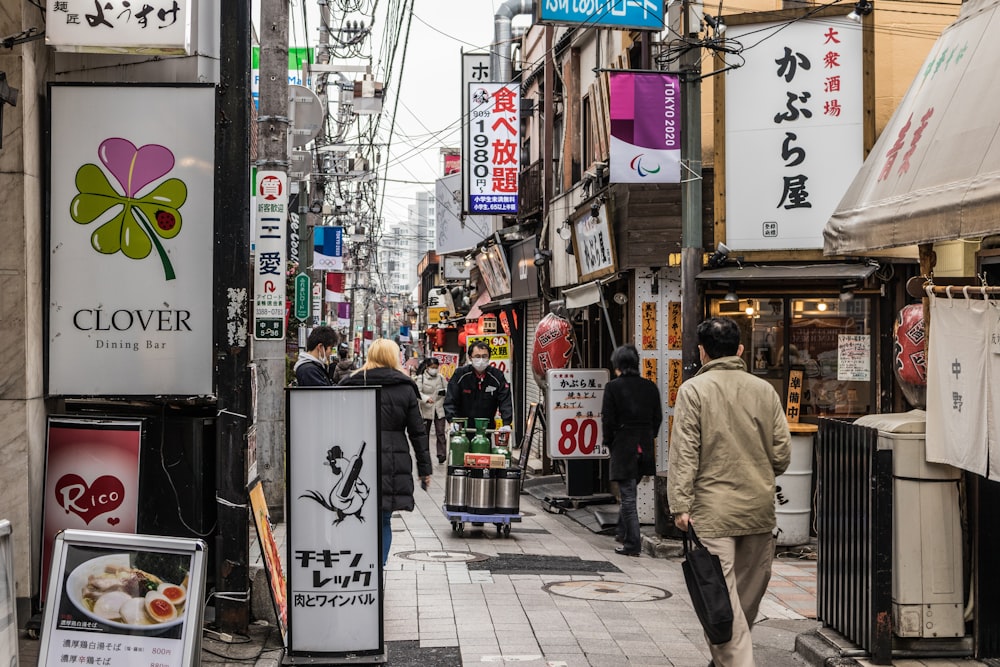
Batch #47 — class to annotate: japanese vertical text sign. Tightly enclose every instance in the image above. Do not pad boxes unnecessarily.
[725,19,863,250]
[546,369,610,459]
[45,0,193,55]
[37,530,207,667]
[538,0,665,30]
[467,83,520,215]
[254,171,288,340]
[48,84,215,396]
[286,387,383,659]
[609,72,681,184]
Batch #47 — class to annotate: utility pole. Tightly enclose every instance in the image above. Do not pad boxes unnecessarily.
[214,0,251,633]
[256,0,290,520]
[680,0,704,381]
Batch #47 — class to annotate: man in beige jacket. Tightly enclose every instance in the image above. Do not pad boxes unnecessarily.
[668,317,791,667]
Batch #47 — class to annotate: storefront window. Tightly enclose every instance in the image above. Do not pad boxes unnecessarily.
[708,296,874,419]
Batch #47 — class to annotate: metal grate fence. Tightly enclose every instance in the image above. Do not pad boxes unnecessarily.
[816,418,893,665]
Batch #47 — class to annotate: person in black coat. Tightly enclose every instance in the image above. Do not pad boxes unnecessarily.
[602,344,663,557]
[338,338,432,566]
[293,326,339,386]
[444,340,513,426]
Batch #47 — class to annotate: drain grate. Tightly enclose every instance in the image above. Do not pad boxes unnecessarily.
[386,640,461,665]
[510,527,549,534]
[467,553,621,575]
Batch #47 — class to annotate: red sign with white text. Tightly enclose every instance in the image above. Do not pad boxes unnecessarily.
[41,419,142,596]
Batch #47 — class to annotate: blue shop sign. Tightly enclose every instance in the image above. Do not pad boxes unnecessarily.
[538,1,665,31]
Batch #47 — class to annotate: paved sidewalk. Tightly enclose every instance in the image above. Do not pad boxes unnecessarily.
[17,460,989,666]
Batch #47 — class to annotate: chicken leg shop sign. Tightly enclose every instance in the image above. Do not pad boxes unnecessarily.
[47,84,215,396]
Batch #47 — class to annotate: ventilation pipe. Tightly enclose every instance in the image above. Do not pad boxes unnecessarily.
[493,0,534,82]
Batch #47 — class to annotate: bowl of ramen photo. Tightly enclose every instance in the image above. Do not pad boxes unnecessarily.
[65,553,188,632]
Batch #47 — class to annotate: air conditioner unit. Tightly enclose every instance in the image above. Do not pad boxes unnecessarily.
[854,412,964,639]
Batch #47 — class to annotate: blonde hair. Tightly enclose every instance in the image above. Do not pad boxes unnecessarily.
[358,338,402,372]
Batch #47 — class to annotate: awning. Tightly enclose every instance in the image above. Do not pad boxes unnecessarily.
[697,263,877,282]
[824,0,999,255]
[465,289,492,320]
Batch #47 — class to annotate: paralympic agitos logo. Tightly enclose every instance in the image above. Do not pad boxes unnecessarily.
[628,154,662,178]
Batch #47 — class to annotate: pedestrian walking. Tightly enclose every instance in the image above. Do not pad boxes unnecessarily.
[601,344,662,557]
[329,342,355,384]
[415,357,449,464]
[338,338,432,566]
[292,325,339,386]
[668,317,791,667]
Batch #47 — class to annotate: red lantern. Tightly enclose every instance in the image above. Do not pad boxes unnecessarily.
[531,313,574,387]
[893,303,926,408]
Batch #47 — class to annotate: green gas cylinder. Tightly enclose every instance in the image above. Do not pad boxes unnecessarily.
[449,418,470,466]
[470,418,492,455]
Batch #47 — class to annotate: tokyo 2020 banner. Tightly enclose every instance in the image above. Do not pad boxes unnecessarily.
[609,72,681,184]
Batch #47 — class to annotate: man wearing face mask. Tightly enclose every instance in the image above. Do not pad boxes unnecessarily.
[444,340,513,429]
[293,325,340,386]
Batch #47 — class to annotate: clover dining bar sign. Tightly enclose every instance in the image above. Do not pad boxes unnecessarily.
[47,84,215,396]
[46,0,194,54]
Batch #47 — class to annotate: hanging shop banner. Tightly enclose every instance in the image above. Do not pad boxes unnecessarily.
[572,199,618,282]
[249,479,288,644]
[41,418,144,598]
[436,173,494,255]
[337,302,351,330]
[538,1,665,30]
[609,72,681,183]
[467,334,512,383]
[461,51,493,216]
[45,0,194,55]
[325,272,346,302]
[286,387,383,659]
[37,530,206,667]
[725,19,863,250]
[314,226,344,271]
[48,84,215,396]
[546,369,609,459]
[466,83,520,215]
[0,521,15,667]
[254,171,288,340]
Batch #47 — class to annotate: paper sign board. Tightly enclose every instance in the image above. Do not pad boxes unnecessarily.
[286,387,383,659]
[249,479,287,644]
[546,369,609,459]
[37,530,207,667]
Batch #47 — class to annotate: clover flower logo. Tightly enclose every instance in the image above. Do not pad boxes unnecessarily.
[70,138,188,281]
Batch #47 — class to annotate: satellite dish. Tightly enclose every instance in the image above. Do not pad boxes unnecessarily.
[289,84,323,148]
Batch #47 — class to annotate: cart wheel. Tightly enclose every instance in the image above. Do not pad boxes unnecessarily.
[26,627,39,640]
[496,524,502,536]
[457,523,465,535]
[503,524,511,538]
[451,521,458,533]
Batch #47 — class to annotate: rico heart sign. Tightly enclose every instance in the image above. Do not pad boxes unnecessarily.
[41,418,143,597]
[54,474,125,525]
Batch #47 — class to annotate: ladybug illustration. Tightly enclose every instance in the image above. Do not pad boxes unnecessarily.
[155,210,176,231]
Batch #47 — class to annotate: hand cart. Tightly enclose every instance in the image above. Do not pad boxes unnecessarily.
[442,505,521,538]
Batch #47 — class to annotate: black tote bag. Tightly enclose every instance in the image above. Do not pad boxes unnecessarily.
[682,525,734,644]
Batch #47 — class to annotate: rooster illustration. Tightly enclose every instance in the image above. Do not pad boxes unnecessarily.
[299,442,370,524]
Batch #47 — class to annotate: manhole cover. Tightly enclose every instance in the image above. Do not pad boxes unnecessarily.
[468,553,621,575]
[542,580,672,602]
[396,550,489,563]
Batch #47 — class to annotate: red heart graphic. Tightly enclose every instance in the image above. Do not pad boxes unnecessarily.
[54,474,126,525]
[107,517,120,526]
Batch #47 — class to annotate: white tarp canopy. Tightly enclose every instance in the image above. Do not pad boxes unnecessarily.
[824,0,1000,255]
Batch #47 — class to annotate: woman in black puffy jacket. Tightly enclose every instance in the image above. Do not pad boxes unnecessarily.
[339,338,432,565]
